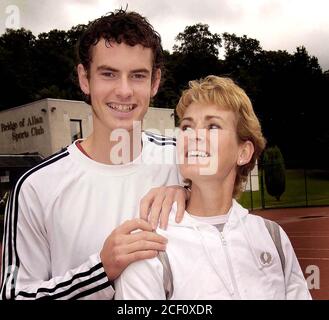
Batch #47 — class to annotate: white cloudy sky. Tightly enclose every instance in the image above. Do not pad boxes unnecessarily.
[1,0,329,70]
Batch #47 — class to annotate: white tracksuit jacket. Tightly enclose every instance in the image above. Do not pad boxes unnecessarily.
[0,132,180,300]
[115,200,312,300]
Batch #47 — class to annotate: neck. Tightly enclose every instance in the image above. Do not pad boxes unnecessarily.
[187,180,234,217]
[80,126,142,165]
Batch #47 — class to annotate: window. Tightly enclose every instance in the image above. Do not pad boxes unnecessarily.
[70,119,82,142]
[0,170,10,183]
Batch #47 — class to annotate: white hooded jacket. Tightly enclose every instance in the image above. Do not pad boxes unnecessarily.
[115,200,311,300]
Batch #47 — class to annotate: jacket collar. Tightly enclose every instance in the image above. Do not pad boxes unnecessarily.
[167,199,249,229]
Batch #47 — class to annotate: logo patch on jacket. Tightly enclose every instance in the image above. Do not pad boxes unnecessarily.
[260,252,272,265]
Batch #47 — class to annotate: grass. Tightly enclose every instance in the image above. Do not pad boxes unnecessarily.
[239,169,329,210]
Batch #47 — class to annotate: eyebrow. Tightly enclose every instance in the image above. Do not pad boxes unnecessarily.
[205,115,223,121]
[96,65,150,74]
[131,68,150,74]
[97,65,119,72]
[181,115,224,122]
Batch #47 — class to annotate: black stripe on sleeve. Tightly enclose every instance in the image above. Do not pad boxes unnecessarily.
[1,190,15,300]
[69,279,112,300]
[16,263,104,298]
[147,137,176,146]
[144,131,176,142]
[38,271,108,300]
[1,149,69,299]
[2,147,111,300]
[0,191,12,294]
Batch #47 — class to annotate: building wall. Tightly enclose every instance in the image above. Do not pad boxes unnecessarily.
[0,100,52,157]
[46,99,93,153]
[0,99,175,157]
[143,107,175,136]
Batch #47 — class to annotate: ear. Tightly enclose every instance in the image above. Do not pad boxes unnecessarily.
[237,141,254,166]
[151,68,161,97]
[77,64,90,95]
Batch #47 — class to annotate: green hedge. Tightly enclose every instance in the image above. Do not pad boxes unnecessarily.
[263,146,286,201]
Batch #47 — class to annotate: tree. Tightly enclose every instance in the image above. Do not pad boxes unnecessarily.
[255,49,292,147]
[169,24,224,100]
[221,33,263,101]
[263,146,286,201]
[222,32,262,69]
[0,28,36,110]
[282,46,324,167]
[33,28,83,101]
[173,23,222,57]
[153,50,181,108]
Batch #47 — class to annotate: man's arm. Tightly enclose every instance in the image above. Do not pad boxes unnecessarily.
[0,186,114,300]
[0,182,168,300]
[100,219,168,281]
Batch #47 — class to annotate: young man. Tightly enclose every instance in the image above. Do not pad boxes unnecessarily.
[0,9,187,300]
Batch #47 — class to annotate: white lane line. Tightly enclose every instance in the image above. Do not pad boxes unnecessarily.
[290,235,329,237]
[288,232,329,234]
[295,248,329,250]
[289,234,329,236]
[298,257,329,261]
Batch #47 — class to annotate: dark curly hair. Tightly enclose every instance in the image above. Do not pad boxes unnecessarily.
[77,9,164,80]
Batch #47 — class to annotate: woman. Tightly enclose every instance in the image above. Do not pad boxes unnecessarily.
[114,76,311,300]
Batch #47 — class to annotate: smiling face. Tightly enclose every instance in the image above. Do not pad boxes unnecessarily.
[176,76,264,197]
[78,39,161,134]
[178,102,247,188]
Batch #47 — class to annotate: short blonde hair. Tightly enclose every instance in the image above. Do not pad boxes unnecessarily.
[176,75,266,198]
